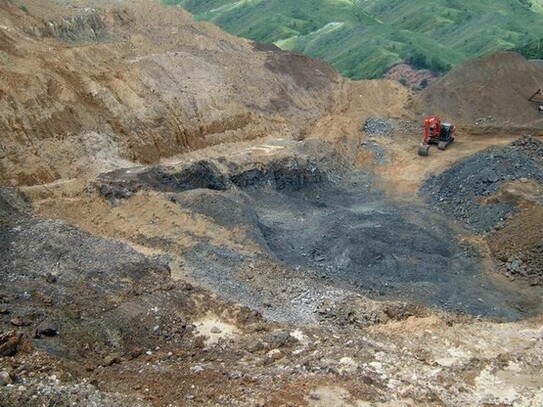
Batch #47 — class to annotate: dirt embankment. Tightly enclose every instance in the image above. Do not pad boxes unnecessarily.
[409,52,543,128]
[0,0,340,186]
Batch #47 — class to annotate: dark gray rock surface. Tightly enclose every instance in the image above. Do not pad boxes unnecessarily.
[421,136,543,233]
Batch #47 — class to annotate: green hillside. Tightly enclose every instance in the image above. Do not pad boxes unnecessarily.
[165,0,543,79]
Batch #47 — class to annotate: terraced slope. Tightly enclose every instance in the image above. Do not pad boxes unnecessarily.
[171,0,543,79]
[0,0,340,186]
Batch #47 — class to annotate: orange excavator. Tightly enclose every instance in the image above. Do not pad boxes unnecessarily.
[417,115,456,156]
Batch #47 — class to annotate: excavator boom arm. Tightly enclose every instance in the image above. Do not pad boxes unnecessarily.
[529,89,543,104]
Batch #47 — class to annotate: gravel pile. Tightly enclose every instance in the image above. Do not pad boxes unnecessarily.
[421,137,543,233]
[362,118,421,166]
[487,205,543,286]
[510,135,543,165]
[363,117,420,137]
[0,214,205,362]
[363,117,393,136]
[360,140,390,165]
[500,247,543,285]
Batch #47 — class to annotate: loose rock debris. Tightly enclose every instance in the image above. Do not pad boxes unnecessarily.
[1,1,543,405]
[421,136,543,233]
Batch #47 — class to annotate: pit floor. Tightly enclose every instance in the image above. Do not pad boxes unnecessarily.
[249,172,543,321]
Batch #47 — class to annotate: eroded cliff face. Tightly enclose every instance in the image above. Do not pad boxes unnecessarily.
[0,0,340,186]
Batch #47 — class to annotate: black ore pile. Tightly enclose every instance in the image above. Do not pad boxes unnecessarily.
[420,136,543,233]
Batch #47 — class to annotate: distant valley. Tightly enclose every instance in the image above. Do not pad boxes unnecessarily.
[168,0,543,80]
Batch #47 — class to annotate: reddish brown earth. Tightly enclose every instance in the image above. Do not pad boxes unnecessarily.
[383,63,438,90]
[1,1,543,407]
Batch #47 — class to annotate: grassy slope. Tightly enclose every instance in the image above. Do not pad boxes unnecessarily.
[167,0,543,79]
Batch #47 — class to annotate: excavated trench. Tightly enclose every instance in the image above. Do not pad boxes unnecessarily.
[243,172,543,321]
[96,151,543,322]
[133,159,543,326]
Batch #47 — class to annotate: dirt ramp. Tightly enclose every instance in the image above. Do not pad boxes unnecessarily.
[409,52,543,127]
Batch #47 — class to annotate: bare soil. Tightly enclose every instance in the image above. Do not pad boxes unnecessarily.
[409,52,543,128]
[1,1,543,406]
[383,63,438,90]
[0,0,340,186]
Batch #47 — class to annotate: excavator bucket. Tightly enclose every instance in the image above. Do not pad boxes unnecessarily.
[418,144,430,156]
